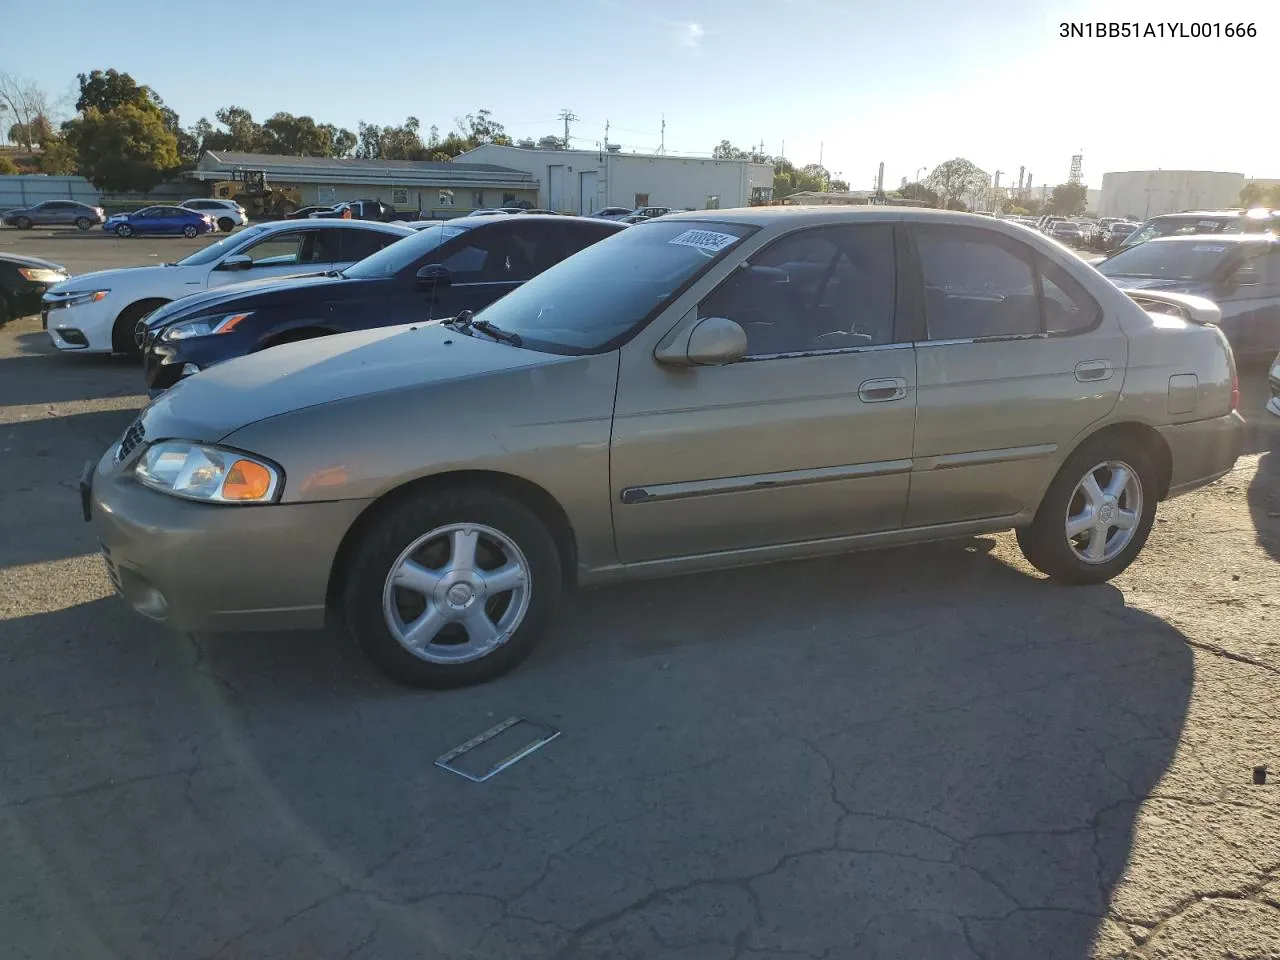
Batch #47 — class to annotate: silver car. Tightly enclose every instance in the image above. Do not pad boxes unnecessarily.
[2,199,106,231]
[86,208,1243,687]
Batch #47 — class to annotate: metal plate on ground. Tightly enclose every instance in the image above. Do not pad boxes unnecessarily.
[435,716,561,783]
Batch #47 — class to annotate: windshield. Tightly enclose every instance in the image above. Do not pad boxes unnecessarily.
[1098,240,1234,281]
[473,220,756,355]
[173,225,269,266]
[1124,216,1228,246]
[341,222,471,278]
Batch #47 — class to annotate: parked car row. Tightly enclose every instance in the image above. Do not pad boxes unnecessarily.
[42,206,1248,689]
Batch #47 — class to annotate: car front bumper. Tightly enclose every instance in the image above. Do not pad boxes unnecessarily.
[88,447,374,633]
[1157,410,1246,498]
[42,295,116,352]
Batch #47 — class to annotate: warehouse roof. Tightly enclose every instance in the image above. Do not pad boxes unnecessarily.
[189,151,537,189]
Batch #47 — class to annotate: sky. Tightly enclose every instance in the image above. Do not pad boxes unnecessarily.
[5,0,1278,190]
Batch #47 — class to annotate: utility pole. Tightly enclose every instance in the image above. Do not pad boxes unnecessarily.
[992,170,1003,212]
[604,119,610,146]
[557,109,578,148]
[658,114,665,154]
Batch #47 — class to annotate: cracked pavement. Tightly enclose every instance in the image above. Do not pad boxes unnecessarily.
[1,234,1278,959]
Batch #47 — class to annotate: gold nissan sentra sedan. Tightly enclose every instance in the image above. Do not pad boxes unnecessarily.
[84,207,1244,687]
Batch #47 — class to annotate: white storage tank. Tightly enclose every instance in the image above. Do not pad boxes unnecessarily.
[1099,171,1245,220]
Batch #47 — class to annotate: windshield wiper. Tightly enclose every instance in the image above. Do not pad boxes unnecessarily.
[471,318,523,347]
[443,309,475,333]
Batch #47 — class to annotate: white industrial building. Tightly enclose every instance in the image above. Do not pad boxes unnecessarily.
[456,144,775,215]
[1098,170,1245,220]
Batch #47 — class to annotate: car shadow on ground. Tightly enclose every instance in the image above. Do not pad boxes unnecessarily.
[2,538,1195,959]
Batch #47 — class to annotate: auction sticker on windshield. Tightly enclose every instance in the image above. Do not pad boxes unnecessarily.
[1193,245,1227,252]
[668,229,740,252]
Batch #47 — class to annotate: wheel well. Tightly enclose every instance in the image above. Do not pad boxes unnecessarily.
[259,326,334,350]
[324,470,579,616]
[112,298,170,347]
[1075,421,1173,500]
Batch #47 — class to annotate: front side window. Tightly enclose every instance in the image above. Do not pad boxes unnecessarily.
[433,223,559,283]
[176,225,269,266]
[339,228,403,262]
[473,219,755,354]
[700,225,897,357]
[241,232,306,265]
[916,228,1040,339]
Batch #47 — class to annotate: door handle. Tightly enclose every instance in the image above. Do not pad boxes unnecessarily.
[1074,359,1114,382]
[858,378,907,402]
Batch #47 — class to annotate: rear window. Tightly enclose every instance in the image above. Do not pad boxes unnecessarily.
[1098,240,1235,281]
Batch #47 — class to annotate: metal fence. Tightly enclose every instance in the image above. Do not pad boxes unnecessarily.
[0,175,101,209]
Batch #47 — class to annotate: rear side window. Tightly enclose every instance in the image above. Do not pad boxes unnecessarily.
[339,229,403,262]
[1038,255,1102,335]
[914,226,1100,340]
[915,228,1039,339]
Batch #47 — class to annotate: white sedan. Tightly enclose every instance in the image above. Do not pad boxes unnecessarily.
[41,220,415,357]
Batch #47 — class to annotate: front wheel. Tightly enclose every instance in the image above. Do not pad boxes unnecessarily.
[15,216,32,230]
[182,224,199,238]
[1016,438,1158,584]
[115,223,133,238]
[342,488,562,687]
[75,217,92,231]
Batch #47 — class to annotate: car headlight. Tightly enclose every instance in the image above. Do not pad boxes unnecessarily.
[18,267,68,283]
[59,289,110,306]
[134,441,282,503]
[162,312,252,340]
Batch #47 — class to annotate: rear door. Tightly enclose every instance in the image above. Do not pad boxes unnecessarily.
[904,223,1124,527]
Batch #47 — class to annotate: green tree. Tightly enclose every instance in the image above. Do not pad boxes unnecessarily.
[713,139,748,160]
[8,115,52,148]
[75,69,150,113]
[830,178,850,192]
[0,155,18,174]
[458,109,508,145]
[64,103,180,193]
[924,158,989,209]
[1047,182,1086,215]
[36,134,78,174]
[897,181,939,206]
[1239,182,1266,207]
[322,123,356,158]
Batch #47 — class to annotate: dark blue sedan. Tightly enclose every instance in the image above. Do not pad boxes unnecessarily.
[1098,234,1280,362]
[104,205,215,239]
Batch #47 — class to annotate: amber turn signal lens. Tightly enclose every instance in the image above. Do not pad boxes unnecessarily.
[222,460,272,500]
[218,313,250,334]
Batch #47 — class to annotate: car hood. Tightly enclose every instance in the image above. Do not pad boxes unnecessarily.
[142,272,350,329]
[0,252,66,272]
[139,321,562,441]
[49,264,203,294]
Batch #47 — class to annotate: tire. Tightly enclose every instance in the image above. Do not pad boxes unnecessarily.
[112,300,167,360]
[16,216,31,230]
[115,223,133,238]
[342,487,563,688]
[217,217,235,233]
[1016,436,1158,584]
[75,217,92,231]
[182,225,199,238]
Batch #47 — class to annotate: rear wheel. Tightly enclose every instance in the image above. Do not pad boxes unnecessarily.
[216,217,235,233]
[1017,437,1158,584]
[342,488,562,687]
[182,224,199,238]
[115,223,133,238]
[75,217,92,231]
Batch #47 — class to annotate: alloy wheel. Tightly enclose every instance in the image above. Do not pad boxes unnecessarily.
[1064,459,1143,564]
[381,523,532,664]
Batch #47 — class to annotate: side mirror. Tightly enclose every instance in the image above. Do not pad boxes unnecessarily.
[415,263,453,289]
[654,315,747,368]
[219,254,253,271]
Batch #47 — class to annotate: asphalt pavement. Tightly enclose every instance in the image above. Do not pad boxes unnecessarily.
[1,229,1278,960]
